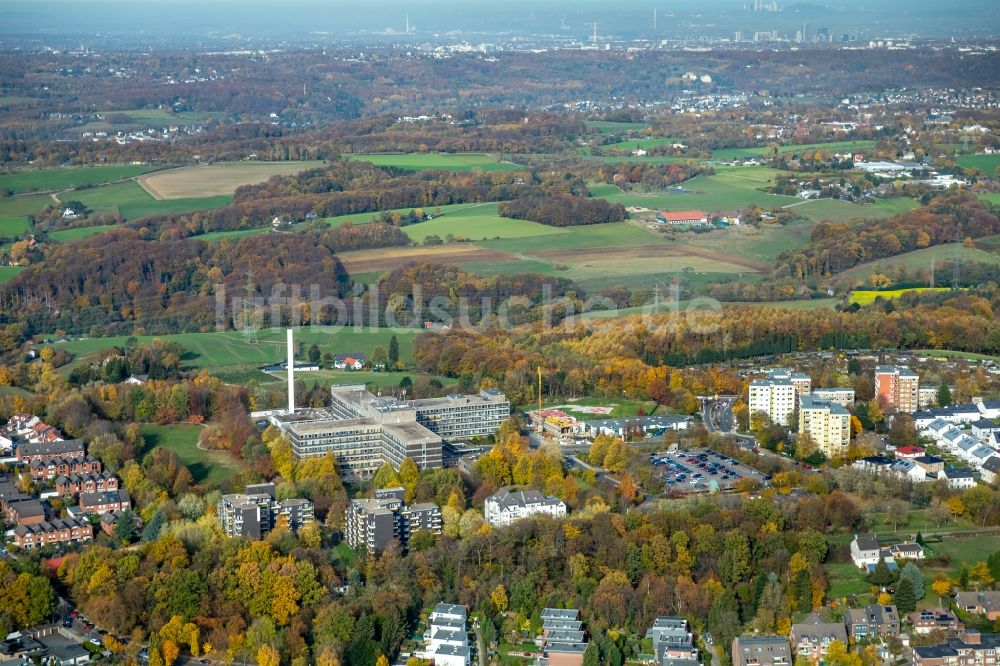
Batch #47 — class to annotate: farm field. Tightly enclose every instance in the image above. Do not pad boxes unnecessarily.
[71,181,231,220]
[138,160,322,199]
[849,287,953,305]
[956,153,1000,175]
[348,153,527,172]
[336,243,515,275]
[247,368,452,391]
[680,220,818,264]
[478,221,666,254]
[582,297,837,319]
[138,423,242,486]
[0,266,25,283]
[0,96,39,107]
[400,203,568,243]
[786,197,917,224]
[585,120,649,134]
[0,165,159,195]
[56,327,419,370]
[834,244,1000,283]
[48,225,118,243]
[0,194,54,217]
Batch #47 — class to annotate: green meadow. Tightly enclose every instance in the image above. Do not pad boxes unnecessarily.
[0,266,25,283]
[49,225,118,243]
[956,153,1000,175]
[401,204,567,242]
[138,423,242,486]
[0,165,159,195]
[70,181,231,220]
[585,120,649,134]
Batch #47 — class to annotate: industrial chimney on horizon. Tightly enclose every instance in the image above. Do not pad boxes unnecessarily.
[287,328,295,414]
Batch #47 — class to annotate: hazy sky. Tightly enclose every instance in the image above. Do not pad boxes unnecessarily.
[1,0,997,39]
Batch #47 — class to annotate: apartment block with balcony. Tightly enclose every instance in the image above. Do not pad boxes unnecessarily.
[876,365,920,413]
[732,636,791,666]
[748,373,798,429]
[344,487,442,555]
[799,394,851,457]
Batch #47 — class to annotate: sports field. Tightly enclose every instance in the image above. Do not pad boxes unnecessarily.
[0,165,159,195]
[56,327,418,369]
[348,153,527,172]
[138,161,322,199]
[956,154,1000,175]
[849,287,953,305]
[138,423,242,486]
[71,181,231,220]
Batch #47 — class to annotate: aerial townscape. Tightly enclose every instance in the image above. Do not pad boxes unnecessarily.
[2,0,1000,665]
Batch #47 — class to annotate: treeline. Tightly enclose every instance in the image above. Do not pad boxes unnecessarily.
[0,228,350,339]
[413,289,1000,404]
[377,262,577,326]
[590,161,710,190]
[777,192,1000,279]
[499,194,627,227]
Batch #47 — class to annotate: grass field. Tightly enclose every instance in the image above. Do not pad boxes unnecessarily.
[834,244,1000,283]
[49,225,118,242]
[138,161,323,199]
[248,368,451,391]
[598,137,685,152]
[956,154,1000,176]
[0,96,38,107]
[849,287,954,305]
[583,297,837,318]
[401,203,568,243]
[785,197,917,223]
[0,194,54,217]
[0,165,159,195]
[585,120,649,134]
[348,153,527,172]
[825,561,873,599]
[0,216,31,236]
[57,327,419,370]
[925,535,1000,572]
[0,266,25,283]
[710,140,878,162]
[980,193,1000,207]
[605,167,800,212]
[138,423,243,486]
[71,181,231,220]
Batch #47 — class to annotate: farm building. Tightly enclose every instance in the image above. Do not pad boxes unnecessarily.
[656,210,708,225]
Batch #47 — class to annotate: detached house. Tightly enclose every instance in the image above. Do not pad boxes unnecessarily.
[333,353,365,370]
[850,534,881,569]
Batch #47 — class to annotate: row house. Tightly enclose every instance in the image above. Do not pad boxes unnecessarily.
[12,518,93,550]
[16,440,86,464]
[6,414,65,444]
[78,489,131,515]
[29,455,102,480]
[54,471,118,497]
[912,631,1000,666]
[5,498,45,526]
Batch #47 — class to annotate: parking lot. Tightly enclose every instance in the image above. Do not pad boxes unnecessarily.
[651,447,767,493]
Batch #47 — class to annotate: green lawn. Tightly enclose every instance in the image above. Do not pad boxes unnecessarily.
[70,181,231,220]
[348,153,528,172]
[0,216,31,236]
[0,266,25,283]
[0,165,159,195]
[138,423,243,486]
[925,535,1000,572]
[956,154,1000,176]
[57,327,419,369]
[824,561,873,599]
[49,225,118,242]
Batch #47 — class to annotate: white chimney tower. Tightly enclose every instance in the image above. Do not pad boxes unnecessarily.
[286,328,295,414]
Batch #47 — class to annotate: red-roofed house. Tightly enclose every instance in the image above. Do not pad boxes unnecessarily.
[895,446,926,459]
[656,210,709,225]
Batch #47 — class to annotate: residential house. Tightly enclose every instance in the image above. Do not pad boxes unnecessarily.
[13,518,94,550]
[333,353,365,370]
[485,488,567,527]
[844,605,900,641]
[29,456,102,480]
[912,631,1000,666]
[790,615,848,664]
[894,446,926,459]
[422,603,470,666]
[938,468,977,490]
[538,608,588,666]
[954,591,1000,621]
[53,471,118,497]
[6,498,45,526]
[78,489,131,515]
[16,440,85,464]
[731,635,791,666]
[850,534,881,569]
[647,617,698,666]
[887,542,924,561]
[908,609,962,635]
[979,457,1000,485]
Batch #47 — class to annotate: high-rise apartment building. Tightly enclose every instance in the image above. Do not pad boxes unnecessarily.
[344,487,442,555]
[875,365,920,413]
[798,395,851,457]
